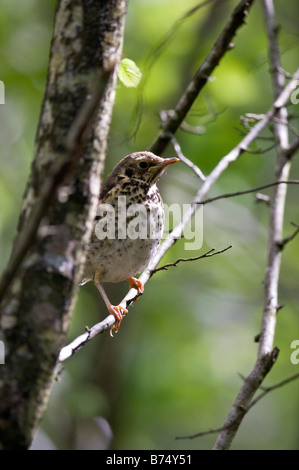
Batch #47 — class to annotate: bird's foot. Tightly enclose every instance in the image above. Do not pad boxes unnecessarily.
[127,277,144,295]
[108,304,128,337]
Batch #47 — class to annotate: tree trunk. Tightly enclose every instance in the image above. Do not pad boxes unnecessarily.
[0,0,127,449]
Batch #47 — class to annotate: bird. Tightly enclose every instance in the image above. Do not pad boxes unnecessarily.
[80,151,179,336]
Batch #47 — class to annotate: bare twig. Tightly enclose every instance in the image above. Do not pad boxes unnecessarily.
[286,136,299,159]
[177,370,299,441]
[167,133,206,181]
[198,180,299,205]
[249,372,299,409]
[176,425,231,440]
[143,0,225,88]
[150,246,232,276]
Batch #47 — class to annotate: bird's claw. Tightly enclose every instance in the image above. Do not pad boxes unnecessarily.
[108,305,128,337]
[127,277,144,295]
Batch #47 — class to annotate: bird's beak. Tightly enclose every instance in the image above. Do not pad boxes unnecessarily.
[148,157,179,184]
[150,157,179,172]
[161,157,180,168]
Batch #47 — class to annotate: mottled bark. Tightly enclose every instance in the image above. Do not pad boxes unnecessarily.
[0,0,127,449]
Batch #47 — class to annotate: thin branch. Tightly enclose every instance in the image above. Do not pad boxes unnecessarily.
[248,372,299,409]
[258,0,291,358]
[255,193,270,204]
[150,246,232,276]
[286,136,299,159]
[0,0,128,450]
[198,180,299,205]
[176,425,231,440]
[167,133,206,181]
[150,0,256,155]
[277,221,299,250]
[238,143,276,154]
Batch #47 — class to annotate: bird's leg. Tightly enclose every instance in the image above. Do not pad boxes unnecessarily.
[94,272,128,336]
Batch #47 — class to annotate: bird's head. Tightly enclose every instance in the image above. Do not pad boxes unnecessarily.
[107,151,179,187]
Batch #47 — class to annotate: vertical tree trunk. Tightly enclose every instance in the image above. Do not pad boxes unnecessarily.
[0,0,127,449]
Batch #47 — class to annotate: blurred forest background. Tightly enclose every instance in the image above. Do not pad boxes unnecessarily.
[0,0,299,450]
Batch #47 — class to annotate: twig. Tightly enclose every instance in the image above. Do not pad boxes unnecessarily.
[176,425,231,440]
[248,372,299,409]
[128,0,223,142]
[180,121,206,135]
[198,180,299,205]
[286,136,299,159]
[239,143,276,154]
[167,133,206,181]
[0,0,127,449]
[176,369,299,441]
[150,246,232,276]
[277,221,299,250]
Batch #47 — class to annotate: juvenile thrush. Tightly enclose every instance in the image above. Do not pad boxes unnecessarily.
[80,151,178,335]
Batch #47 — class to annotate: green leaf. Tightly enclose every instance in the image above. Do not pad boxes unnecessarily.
[118,58,142,88]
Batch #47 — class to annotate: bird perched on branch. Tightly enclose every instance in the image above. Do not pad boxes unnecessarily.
[81,151,179,335]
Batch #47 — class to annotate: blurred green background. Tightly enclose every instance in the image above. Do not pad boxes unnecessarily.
[1,0,299,450]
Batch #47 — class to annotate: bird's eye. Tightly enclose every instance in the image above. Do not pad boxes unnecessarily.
[138,161,149,169]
